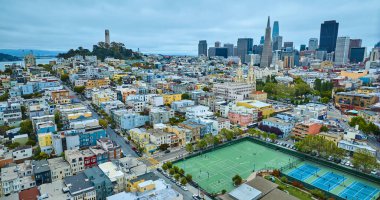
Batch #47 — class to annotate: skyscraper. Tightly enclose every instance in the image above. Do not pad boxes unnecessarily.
[284,42,294,49]
[349,47,366,63]
[105,29,110,45]
[260,36,265,45]
[224,43,234,57]
[348,39,362,60]
[198,40,207,56]
[237,38,253,63]
[272,21,279,39]
[215,41,221,48]
[300,44,306,51]
[308,38,318,51]
[272,36,282,51]
[260,16,272,68]
[334,36,350,65]
[319,20,339,53]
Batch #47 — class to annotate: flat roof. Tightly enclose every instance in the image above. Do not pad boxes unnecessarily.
[229,183,262,200]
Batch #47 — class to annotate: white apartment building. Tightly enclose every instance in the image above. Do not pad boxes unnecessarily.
[48,157,72,182]
[213,82,253,101]
[64,149,84,175]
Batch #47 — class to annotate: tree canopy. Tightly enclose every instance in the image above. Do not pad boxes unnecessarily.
[57,42,141,61]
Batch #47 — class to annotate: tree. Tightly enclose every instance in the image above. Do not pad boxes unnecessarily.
[186,174,192,182]
[180,177,187,185]
[117,77,123,85]
[269,133,277,142]
[6,142,20,149]
[166,162,173,169]
[162,163,168,171]
[181,93,190,100]
[202,87,210,92]
[21,105,27,120]
[99,119,108,128]
[73,86,85,94]
[159,143,170,151]
[60,73,69,82]
[174,173,180,181]
[320,97,329,104]
[19,120,32,135]
[353,149,378,172]
[232,174,243,186]
[25,139,36,146]
[0,92,9,101]
[320,125,329,132]
[173,166,179,173]
[185,143,193,153]
[196,139,207,150]
[179,168,184,175]
[169,168,175,175]
[213,136,220,145]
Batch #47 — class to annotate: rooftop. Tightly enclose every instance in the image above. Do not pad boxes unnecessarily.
[32,160,50,174]
[64,172,94,195]
[19,187,39,200]
[98,162,124,182]
[228,183,262,200]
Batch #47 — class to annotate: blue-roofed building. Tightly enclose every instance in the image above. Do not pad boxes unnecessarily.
[84,167,114,200]
[20,84,34,95]
[112,109,149,130]
[36,121,57,134]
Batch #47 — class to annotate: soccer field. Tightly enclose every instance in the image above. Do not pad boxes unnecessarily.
[174,140,300,193]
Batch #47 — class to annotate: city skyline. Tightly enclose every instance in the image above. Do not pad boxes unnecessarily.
[0,0,379,55]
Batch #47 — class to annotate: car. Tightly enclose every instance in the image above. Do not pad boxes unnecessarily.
[165,150,171,153]
[182,186,188,191]
[192,195,202,200]
[157,168,162,172]
[371,170,378,175]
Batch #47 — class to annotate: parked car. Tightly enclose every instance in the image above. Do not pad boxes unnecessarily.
[165,150,171,154]
[182,186,188,191]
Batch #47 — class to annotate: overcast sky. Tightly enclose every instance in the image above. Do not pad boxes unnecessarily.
[1,0,379,55]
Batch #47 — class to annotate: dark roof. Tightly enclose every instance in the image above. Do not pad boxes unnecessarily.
[32,160,50,174]
[133,172,159,183]
[260,188,298,200]
[14,145,32,151]
[64,172,94,194]
[19,187,39,200]
[83,166,112,185]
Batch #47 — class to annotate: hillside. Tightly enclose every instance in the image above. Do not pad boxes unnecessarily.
[0,53,21,62]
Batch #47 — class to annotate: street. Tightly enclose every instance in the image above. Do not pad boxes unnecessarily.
[63,84,138,157]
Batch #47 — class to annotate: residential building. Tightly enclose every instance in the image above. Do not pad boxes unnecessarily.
[319,132,343,145]
[250,91,267,102]
[228,111,254,127]
[171,100,195,111]
[48,157,72,182]
[236,100,274,118]
[84,167,114,200]
[112,109,149,130]
[185,105,213,119]
[65,149,84,175]
[64,172,97,200]
[12,145,33,163]
[358,110,378,123]
[334,92,378,112]
[98,162,125,193]
[32,160,52,185]
[213,82,254,101]
[97,138,121,160]
[162,94,182,105]
[261,117,295,138]
[107,179,183,200]
[82,149,97,169]
[291,120,323,138]
[149,107,174,125]
[338,140,377,156]
[293,103,327,120]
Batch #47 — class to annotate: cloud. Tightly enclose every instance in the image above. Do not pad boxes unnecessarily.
[0,0,379,55]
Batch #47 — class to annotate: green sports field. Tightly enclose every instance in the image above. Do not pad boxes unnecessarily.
[174,140,300,193]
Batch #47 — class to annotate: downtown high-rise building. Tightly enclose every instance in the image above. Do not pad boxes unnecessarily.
[237,38,253,63]
[308,38,318,51]
[260,16,272,68]
[350,47,366,63]
[260,36,265,45]
[198,40,208,56]
[334,36,350,65]
[348,39,362,61]
[215,41,221,48]
[284,42,294,49]
[319,20,339,53]
[105,29,110,45]
[300,44,306,51]
[272,36,282,51]
[272,21,279,39]
[223,43,234,57]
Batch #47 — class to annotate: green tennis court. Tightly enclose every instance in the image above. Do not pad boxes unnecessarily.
[174,140,300,193]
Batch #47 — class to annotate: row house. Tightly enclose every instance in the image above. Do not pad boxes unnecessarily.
[112,109,149,130]
[149,107,174,125]
[47,157,72,182]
